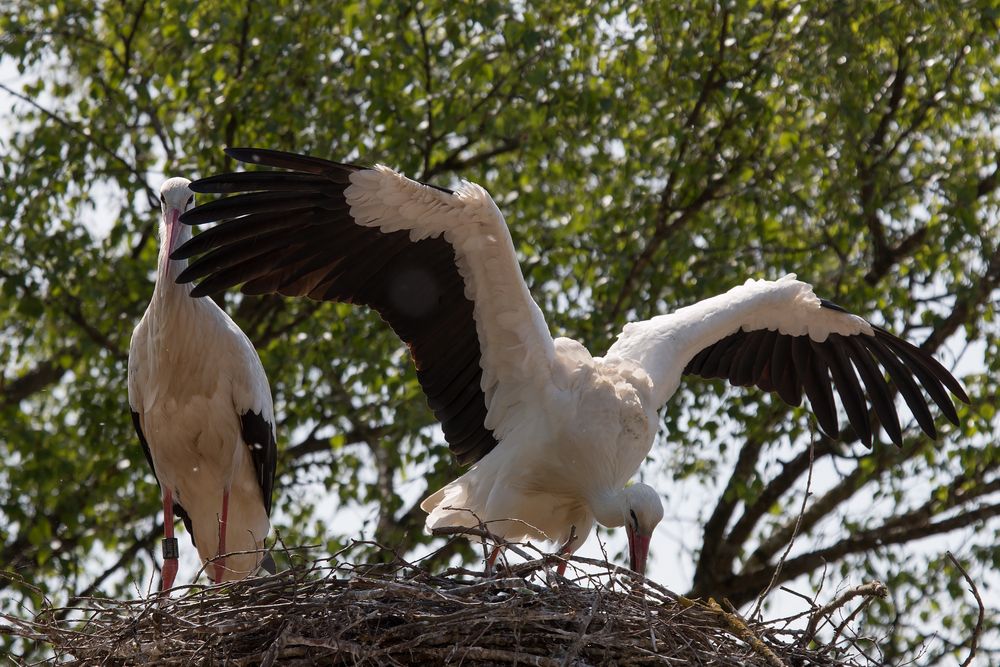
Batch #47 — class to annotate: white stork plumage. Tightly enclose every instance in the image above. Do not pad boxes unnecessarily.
[171,149,968,576]
[128,177,278,591]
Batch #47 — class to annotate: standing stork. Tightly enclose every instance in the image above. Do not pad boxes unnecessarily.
[128,177,278,591]
[171,149,968,576]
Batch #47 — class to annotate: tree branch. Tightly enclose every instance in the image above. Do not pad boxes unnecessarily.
[694,430,770,586]
[0,82,158,211]
[1,355,67,407]
[715,501,1000,607]
[946,551,985,667]
[425,136,524,179]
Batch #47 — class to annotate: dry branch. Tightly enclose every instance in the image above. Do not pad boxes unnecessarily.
[946,551,985,667]
[802,581,888,646]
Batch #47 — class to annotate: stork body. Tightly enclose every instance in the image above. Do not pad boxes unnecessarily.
[421,340,657,552]
[128,177,277,591]
[173,149,968,575]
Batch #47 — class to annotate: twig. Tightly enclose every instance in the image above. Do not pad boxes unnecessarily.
[802,581,888,645]
[828,592,876,649]
[946,551,985,667]
[751,438,816,620]
[430,524,534,561]
[707,598,786,667]
[560,591,601,666]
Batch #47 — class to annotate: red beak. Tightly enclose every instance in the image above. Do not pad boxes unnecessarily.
[627,525,651,576]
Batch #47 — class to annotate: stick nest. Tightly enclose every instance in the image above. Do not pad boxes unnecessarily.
[3,540,881,666]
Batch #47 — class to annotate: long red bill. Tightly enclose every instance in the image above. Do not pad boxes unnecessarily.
[165,209,182,253]
[628,531,651,576]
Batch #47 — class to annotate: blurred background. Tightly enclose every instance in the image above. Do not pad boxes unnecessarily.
[1,2,998,663]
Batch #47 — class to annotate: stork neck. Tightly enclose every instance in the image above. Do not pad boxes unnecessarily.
[155,211,193,300]
[589,489,626,529]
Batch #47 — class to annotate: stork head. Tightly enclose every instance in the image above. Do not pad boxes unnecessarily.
[158,177,195,255]
[591,483,663,576]
[621,483,662,576]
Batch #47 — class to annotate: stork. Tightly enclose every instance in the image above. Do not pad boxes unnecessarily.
[171,149,968,576]
[128,177,278,592]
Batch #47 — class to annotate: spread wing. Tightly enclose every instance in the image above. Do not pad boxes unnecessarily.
[174,148,555,465]
[608,275,968,446]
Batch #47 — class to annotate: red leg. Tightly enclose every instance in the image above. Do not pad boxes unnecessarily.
[555,535,575,576]
[214,490,230,584]
[161,489,179,593]
[486,545,502,574]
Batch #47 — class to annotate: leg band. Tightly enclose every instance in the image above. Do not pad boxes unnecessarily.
[162,537,179,560]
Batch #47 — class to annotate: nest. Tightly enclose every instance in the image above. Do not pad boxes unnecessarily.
[2,537,883,666]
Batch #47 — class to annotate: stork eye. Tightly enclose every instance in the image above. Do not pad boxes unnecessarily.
[629,509,638,528]
[159,194,166,204]
[186,195,194,207]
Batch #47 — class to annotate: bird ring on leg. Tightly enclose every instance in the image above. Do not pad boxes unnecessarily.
[162,537,179,560]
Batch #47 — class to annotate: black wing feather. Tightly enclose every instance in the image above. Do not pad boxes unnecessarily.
[802,339,841,437]
[873,329,963,424]
[682,300,967,444]
[843,334,903,445]
[859,336,939,438]
[240,410,278,516]
[684,299,969,447]
[818,335,872,447]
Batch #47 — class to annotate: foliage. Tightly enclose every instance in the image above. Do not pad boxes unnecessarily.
[1,0,998,663]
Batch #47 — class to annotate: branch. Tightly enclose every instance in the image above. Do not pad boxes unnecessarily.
[750,440,815,620]
[880,35,971,166]
[413,4,435,179]
[223,0,253,151]
[424,136,524,180]
[856,46,908,280]
[0,82,158,211]
[722,437,840,563]
[57,522,160,618]
[718,501,1000,607]
[974,155,1000,199]
[864,35,975,284]
[694,430,771,586]
[119,0,149,75]
[923,243,1000,350]
[802,581,888,644]
[58,296,126,360]
[946,551,985,667]
[1,355,67,407]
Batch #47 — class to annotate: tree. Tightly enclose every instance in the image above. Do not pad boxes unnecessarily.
[1,1,997,662]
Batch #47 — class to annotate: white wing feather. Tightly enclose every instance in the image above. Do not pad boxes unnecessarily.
[221,312,276,429]
[606,274,873,408]
[345,166,555,436]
